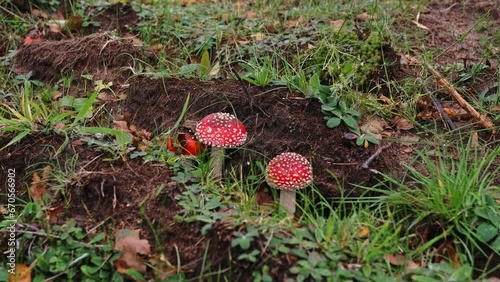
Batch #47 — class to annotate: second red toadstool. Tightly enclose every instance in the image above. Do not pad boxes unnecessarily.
[265,152,313,213]
[195,112,247,179]
[167,133,205,156]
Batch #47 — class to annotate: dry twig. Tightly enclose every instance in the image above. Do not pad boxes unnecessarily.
[361,131,400,170]
[423,60,495,132]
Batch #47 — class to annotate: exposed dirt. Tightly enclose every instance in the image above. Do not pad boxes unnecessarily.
[407,0,499,67]
[14,33,141,84]
[2,0,499,280]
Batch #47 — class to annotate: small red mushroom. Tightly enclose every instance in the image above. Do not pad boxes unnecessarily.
[167,133,205,155]
[23,30,42,44]
[266,152,313,213]
[195,112,246,178]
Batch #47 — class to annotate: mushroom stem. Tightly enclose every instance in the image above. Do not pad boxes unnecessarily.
[279,190,296,214]
[209,147,224,179]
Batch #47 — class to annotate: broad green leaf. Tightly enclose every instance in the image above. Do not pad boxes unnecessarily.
[450,264,472,281]
[125,269,145,281]
[476,222,498,242]
[79,127,132,146]
[356,137,364,146]
[326,117,341,128]
[321,104,336,112]
[88,232,106,244]
[342,115,358,130]
[363,134,380,144]
[491,235,500,252]
[179,64,198,75]
[199,50,211,77]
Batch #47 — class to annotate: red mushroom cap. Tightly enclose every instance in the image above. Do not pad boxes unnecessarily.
[265,152,313,190]
[168,133,205,155]
[195,112,247,148]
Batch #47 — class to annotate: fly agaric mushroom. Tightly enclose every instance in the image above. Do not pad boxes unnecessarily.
[195,112,247,178]
[167,133,205,155]
[265,152,313,213]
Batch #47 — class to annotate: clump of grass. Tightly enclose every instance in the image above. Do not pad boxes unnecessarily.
[366,136,499,272]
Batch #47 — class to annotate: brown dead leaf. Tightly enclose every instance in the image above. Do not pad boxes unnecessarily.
[71,139,85,146]
[330,19,344,28]
[49,24,62,34]
[384,253,406,266]
[113,120,129,131]
[251,32,265,41]
[53,91,63,100]
[284,19,299,29]
[400,54,419,65]
[47,205,65,223]
[236,35,251,45]
[384,254,420,270]
[265,24,278,33]
[416,110,433,120]
[42,165,51,180]
[400,134,420,146]
[378,94,393,105]
[356,12,374,21]
[114,229,151,274]
[54,123,65,130]
[245,10,257,19]
[470,132,479,148]
[391,115,414,130]
[97,92,110,102]
[31,9,48,19]
[9,264,31,282]
[357,225,370,238]
[66,15,83,31]
[360,115,388,140]
[29,172,46,201]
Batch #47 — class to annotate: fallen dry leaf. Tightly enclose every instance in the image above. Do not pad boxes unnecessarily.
[400,134,420,146]
[391,115,414,130]
[357,225,370,238]
[330,19,344,28]
[470,132,479,148]
[378,94,393,105]
[9,264,31,282]
[360,115,389,140]
[384,254,420,270]
[29,172,46,201]
[47,205,65,223]
[356,12,374,21]
[245,10,257,19]
[400,54,419,65]
[54,123,65,130]
[384,253,405,266]
[71,139,85,146]
[113,120,129,131]
[114,229,151,274]
[251,32,266,41]
[265,24,278,33]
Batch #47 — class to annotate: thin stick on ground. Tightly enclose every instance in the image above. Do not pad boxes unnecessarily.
[361,131,400,170]
[423,60,495,131]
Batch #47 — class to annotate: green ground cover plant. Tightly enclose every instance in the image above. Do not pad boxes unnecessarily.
[0,0,499,281]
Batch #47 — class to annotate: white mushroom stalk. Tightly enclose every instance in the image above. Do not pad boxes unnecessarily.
[195,113,247,179]
[265,152,313,214]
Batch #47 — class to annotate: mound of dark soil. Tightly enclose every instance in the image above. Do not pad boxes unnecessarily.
[125,77,407,198]
[14,33,141,83]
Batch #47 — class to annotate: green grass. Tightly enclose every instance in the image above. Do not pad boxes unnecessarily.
[1,0,499,281]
